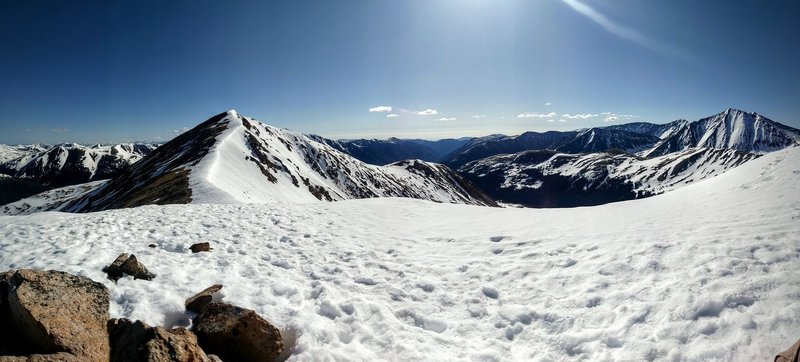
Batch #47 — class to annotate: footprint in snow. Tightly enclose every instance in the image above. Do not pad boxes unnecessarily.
[489,236,507,242]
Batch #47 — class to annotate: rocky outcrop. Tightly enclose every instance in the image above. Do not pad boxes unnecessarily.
[193,302,284,362]
[107,318,218,362]
[0,269,109,361]
[103,253,155,281]
[185,285,223,314]
[1,269,286,362]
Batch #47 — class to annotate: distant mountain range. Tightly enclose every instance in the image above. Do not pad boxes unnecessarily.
[459,148,759,207]
[322,108,799,169]
[309,136,470,165]
[2,108,798,212]
[0,143,158,205]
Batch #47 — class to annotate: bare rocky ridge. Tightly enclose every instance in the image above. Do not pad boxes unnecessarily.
[61,112,232,212]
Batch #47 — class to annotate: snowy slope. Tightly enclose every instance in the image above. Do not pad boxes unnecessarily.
[459,147,759,207]
[554,127,660,154]
[58,110,494,212]
[644,108,800,157]
[1,181,107,215]
[309,136,442,165]
[0,146,797,361]
[0,143,157,187]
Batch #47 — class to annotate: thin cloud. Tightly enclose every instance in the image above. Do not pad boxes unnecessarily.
[560,0,685,60]
[369,106,393,113]
[472,114,486,119]
[517,112,557,119]
[416,109,439,116]
[438,117,457,121]
[50,128,69,133]
[386,113,399,118]
[558,119,567,123]
[561,113,598,119]
[601,112,637,122]
[544,102,552,106]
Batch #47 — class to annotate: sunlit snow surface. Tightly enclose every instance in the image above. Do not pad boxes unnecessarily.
[2,147,799,361]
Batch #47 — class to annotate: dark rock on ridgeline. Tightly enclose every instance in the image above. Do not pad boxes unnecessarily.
[185,285,223,314]
[189,242,211,253]
[107,318,219,362]
[0,269,109,361]
[103,253,155,281]
[193,302,284,362]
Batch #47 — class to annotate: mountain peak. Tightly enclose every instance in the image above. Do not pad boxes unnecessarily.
[722,107,756,117]
[55,111,496,212]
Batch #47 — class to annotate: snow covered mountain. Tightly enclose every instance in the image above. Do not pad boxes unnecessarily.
[35,110,494,213]
[441,109,798,169]
[643,108,800,157]
[554,127,660,154]
[2,145,797,360]
[309,137,441,165]
[442,131,578,168]
[308,136,471,166]
[459,147,759,207]
[0,143,158,187]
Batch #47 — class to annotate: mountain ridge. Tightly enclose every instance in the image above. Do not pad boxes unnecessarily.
[41,110,495,213]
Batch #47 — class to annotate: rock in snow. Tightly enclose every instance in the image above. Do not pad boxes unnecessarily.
[0,270,283,362]
[0,269,110,361]
[193,302,284,362]
[189,242,212,253]
[185,284,223,314]
[103,253,155,281]
[107,318,217,362]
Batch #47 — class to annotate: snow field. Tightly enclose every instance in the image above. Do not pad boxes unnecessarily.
[0,147,798,361]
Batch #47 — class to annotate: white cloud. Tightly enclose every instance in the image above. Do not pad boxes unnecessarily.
[438,117,457,121]
[602,113,637,122]
[547,119,555,123]
[560,0,685,60]
[558,119,567,123]
[386,113,399,118]
[50,128,69,133]
[369,106,393,113]
[517,112,557,119]
[472,114,486,119]
[545,102,552,106]
[561,113,598,119]
[416,109,439,116]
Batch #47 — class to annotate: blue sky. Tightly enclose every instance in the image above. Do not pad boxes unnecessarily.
[1,0,798,144]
